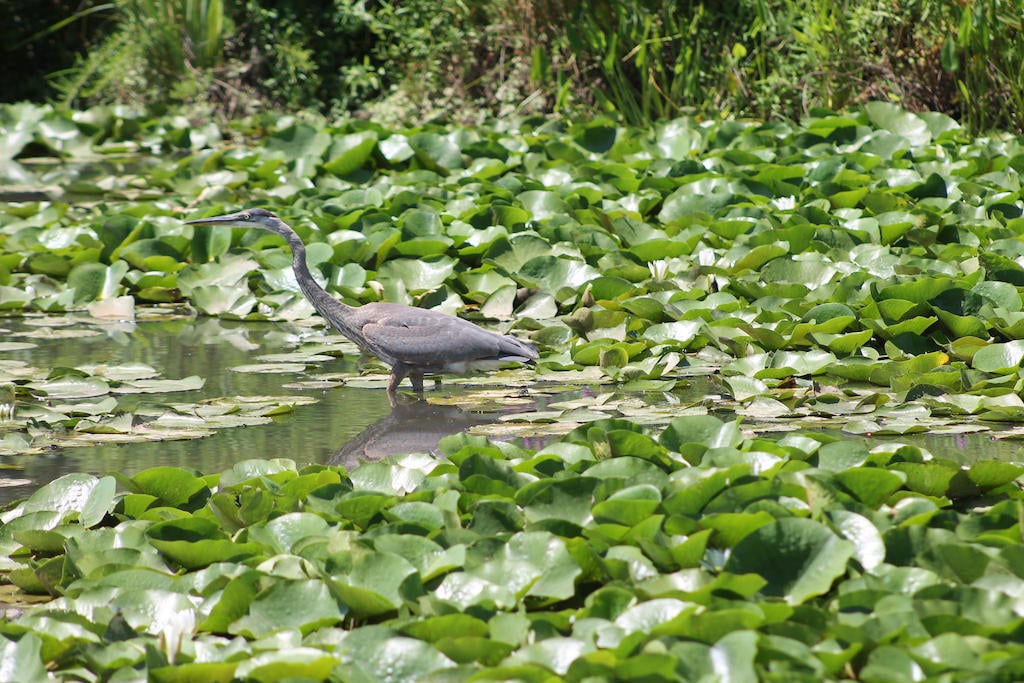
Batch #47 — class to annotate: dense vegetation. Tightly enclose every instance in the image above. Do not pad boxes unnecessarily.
[5,2,1024,679]
[3,101,1024,431]
[5,0,1024,132]
[3,418,1024,681]
[4,100,1024,678]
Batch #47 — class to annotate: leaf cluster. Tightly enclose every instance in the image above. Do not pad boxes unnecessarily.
[3,416,1024,680]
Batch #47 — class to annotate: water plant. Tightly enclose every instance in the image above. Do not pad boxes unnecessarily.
[2,416,1023,679]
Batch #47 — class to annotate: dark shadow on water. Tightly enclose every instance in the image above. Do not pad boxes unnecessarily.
[328,400,498,470]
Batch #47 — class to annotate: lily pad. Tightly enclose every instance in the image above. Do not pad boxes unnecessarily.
[724,518,855,604]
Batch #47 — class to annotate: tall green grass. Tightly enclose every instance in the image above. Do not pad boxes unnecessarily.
[52,0,228,108]
[563,2,706,124]
[529,0,1024,132]
[551,0,1022,131]
[945,0,1024,132]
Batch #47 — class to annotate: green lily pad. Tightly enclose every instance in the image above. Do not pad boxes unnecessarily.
[724,518,855,604]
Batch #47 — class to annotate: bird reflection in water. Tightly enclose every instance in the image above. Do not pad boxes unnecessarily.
[328,400,499,470]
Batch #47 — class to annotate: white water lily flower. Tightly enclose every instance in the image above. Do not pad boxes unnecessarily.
[648,259,669,280]
[772,195,796,210]
[155,601,197,664]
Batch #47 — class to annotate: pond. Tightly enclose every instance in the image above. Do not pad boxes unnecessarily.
[2,314,1022,507]
[0,314,526,506]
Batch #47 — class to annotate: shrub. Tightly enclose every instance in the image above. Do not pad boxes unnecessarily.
[10,0,1024,133]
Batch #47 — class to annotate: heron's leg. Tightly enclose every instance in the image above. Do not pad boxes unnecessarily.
[387,367,407,395]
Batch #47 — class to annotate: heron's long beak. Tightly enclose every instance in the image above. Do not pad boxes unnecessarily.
[184,211,250,227]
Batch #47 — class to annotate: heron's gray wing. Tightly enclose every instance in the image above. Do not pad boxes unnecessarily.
[360,315,507,366]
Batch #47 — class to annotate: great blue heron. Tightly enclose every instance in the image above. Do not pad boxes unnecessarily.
[184,208,538,401]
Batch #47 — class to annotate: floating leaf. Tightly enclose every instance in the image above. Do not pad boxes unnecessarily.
[324,130,379,175]
[436,531,580,608]
[972,341,1024,373]
[232,579,344,636]
[409,132,463,171]
[724,518,854,604]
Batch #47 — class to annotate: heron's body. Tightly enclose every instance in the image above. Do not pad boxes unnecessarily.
[318,299,537,392]
[185,208,538,400]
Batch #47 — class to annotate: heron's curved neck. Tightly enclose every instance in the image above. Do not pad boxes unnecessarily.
[277,226,360,336]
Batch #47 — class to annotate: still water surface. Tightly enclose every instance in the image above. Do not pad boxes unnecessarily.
[2,315,1022,507]
[0,315,505,505]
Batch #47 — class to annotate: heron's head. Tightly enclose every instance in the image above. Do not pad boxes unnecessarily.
[184,208,286,236]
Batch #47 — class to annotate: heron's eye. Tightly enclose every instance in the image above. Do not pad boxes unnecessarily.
[242,213,251,220]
